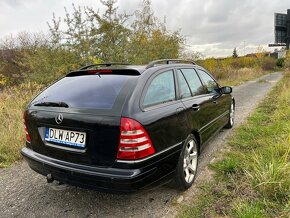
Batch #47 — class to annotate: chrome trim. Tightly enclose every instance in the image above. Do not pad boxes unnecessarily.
[45,142,87,153]
[55,113,64,124]
[200,110,229,132]
[119,144,151,152]
[120,136,147,144]
[121,130,144,136]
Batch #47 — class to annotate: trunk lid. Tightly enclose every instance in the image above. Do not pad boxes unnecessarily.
[26,110,120,167]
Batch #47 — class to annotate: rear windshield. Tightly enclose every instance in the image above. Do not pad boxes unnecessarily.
[31,75,130,110]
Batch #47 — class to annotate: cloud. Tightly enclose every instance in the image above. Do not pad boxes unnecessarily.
[145,0,290,56]
[1,0,290,57]
[0,0,27,7]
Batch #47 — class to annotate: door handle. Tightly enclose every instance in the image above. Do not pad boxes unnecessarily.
[191,104,200,111]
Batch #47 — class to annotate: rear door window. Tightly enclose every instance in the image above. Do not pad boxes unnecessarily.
[180,68,204,96]
[143,70,176,107]
[177,70,191,98]
[31,75,130,110]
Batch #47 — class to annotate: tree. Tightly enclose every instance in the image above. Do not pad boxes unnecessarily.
[232,47,238,58]
[179,49,205,61]
[48,4,96,64]
[129,0,183,64]
[86,0,131,62]
[47,0,183,64]
[48,1,131,63]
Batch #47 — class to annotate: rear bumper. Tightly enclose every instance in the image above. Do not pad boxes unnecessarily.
[21,146,181,193]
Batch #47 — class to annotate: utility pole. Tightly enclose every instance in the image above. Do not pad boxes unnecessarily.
[243,41,246,56]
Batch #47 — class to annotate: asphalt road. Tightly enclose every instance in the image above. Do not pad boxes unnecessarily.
[0,72,283,218]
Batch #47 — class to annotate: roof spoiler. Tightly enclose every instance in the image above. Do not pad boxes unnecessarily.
[79,62,131,70]
[66,69,140,77]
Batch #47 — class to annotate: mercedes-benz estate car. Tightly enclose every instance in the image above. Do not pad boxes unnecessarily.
[22,59,235,193]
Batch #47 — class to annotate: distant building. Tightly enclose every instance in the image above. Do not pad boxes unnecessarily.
[245,50,285,59]
[270,49,286,59]
[245,52,271,58]
[269,9,290,49]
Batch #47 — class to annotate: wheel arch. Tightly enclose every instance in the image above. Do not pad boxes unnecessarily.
[232,96,235,109]
[191,130,201,155]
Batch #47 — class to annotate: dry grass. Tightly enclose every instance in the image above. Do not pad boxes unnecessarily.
[0,82,42,167]
[197,57,272,86]
[218,67,265,86]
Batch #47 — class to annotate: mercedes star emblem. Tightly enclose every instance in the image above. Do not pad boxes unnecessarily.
[55,113,63,124]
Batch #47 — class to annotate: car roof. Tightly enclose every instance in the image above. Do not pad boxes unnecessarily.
[76,59,200,75]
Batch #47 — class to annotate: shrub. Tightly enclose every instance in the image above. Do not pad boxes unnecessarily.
[261,57,276,71]
[276,58,285,68]
[20,47,82,85]
[284,51,290,69]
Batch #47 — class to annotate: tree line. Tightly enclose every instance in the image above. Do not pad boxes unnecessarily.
[0,0,186,86]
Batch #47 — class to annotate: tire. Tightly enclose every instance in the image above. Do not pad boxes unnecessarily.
[173,134,198,191]
[224,100,235,129]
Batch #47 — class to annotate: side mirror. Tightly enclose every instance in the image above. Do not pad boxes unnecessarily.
[220,86,232,94]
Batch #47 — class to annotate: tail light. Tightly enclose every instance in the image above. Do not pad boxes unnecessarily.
[117,118,155,160]
[23,111,31,143]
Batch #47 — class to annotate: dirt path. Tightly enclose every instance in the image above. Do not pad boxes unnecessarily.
[0,72,283,218]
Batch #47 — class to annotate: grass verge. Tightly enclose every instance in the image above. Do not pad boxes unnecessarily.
[0,82,42,168]
[180,71,290,218]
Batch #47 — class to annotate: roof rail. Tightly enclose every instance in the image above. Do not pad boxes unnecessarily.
[79,62,130,70]
[146,59,196,69]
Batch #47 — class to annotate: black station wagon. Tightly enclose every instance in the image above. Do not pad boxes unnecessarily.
[22,59,235,193]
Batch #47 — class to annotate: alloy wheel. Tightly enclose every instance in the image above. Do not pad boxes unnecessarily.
[230,102,235,126]
[183,139,198,183]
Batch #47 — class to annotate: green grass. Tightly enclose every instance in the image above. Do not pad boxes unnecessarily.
[234,200,265,218]
[179,71,290,218]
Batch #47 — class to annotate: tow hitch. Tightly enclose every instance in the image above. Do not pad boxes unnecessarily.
[46,173,54,183]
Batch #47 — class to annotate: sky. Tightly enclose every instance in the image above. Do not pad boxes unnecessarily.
[0,0,289,57]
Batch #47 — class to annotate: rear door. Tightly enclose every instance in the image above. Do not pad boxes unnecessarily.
[176,68,217,143]
[137,69,188,152]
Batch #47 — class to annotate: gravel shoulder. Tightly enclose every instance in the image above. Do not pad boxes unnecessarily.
[0,72,283,218]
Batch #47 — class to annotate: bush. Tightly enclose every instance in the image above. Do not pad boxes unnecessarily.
[276,58,285,68]
[229,57,259,69]
[285,59,290,69]
[261,57,276,71]
[284,51,290,69]
[20,47,82,85]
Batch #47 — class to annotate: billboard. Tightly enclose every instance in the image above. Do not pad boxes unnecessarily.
[271,10,290,49]
[275,13,287,43]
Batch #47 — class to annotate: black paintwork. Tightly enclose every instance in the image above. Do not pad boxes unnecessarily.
[22,62,234,193]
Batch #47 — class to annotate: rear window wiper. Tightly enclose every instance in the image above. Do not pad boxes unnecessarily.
[34,101,69,108]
